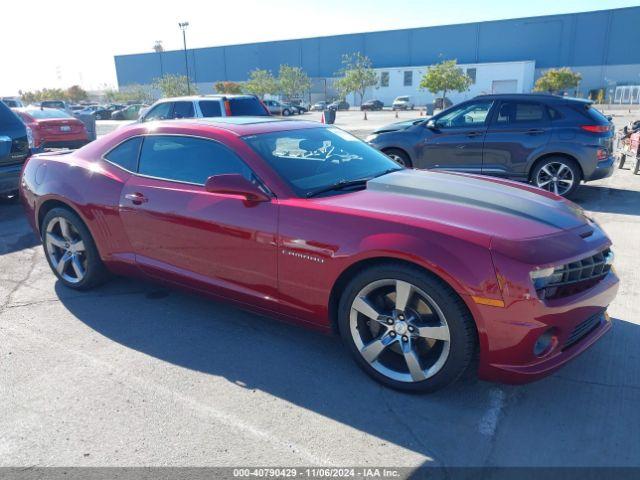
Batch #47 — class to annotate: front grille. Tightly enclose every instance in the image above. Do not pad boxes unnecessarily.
[563,310,605,350]
[540,248,613,300]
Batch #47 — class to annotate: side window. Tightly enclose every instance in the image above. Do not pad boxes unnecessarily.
[104,137,143,171]
[138,136,253,185]
[380,72,389,87]
[172,101,195,119]
[199,100,222,117]
[435,101,493,128]
[403,71,413,87]
[143,103,173,122]
[496,102,546,124]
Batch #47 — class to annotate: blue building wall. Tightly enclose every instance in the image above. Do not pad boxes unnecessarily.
[114,7,640,87]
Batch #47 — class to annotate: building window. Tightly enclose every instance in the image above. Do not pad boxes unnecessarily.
[466,68,477,84]
[403,71,413,87]
[380,72,389,87]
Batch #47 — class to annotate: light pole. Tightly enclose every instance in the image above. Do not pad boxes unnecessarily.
[178,22,191,95]
[153,40,164,77]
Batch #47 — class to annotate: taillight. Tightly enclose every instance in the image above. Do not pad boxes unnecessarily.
[224,100,232,116]
[581,125,610,133]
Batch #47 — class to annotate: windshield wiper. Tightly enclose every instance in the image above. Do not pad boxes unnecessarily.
[305,168,402,198]
[306,178,370,198]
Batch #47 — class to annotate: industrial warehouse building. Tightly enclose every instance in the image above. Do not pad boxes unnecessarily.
[114,6,640,106]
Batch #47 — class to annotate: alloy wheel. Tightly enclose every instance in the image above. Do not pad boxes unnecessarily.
[535,161,574,195]
[45,217,87,284]
[387,153,407,167]
[349,279,451,383]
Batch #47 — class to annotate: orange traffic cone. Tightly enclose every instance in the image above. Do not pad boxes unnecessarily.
[321,111,325,123]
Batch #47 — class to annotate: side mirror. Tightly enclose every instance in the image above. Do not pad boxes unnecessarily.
[426,119,437,129]
[204,174,270,202]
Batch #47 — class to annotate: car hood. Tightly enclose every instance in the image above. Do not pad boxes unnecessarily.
[316,169,593,247]
[373,119,422,134]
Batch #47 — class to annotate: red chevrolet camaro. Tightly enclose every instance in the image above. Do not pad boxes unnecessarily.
[20,117,619,392]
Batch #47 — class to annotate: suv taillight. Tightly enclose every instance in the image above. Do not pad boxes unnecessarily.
[581,125,610,133]
[224,100,232,116]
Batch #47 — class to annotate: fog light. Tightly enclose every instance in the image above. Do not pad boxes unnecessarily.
[533,328,558,357]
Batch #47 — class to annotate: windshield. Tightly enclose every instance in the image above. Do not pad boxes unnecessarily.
[243,127,402,197]
[24,108,73,119]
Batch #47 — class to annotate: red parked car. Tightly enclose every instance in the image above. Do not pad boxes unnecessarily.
[20,117,619,392]
[14,107,89,149]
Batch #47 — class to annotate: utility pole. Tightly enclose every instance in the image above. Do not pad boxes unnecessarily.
[178,22,191,95]
[153,40,164,77]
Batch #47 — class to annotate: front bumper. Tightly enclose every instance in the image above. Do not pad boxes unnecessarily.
[472,270,619,384]
[0,163,23,195]
[586,156,615,181]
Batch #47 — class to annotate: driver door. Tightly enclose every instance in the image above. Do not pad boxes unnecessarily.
[419,100,494,172]
[118,134,280,312]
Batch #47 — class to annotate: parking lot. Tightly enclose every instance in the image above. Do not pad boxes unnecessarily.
[2,113,640,471]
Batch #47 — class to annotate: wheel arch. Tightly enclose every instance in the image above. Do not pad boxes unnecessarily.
[528,152,584,182]
[37,198,89,238]
[327,256,477,337]
[381,146,413,167]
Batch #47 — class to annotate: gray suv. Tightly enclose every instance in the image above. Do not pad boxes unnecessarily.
[367,94,614,197]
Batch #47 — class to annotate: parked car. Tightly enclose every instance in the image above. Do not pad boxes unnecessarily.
[21,117,618,392]
[111,104,144,121]
[392,96,414,110]
[139,95,270,122]
[290,99,310,112]
[39,100,73,115]
[361,99,384,111]
[13,107,89,149]
[310,101,327,111]
[0,101,30,198]
[367,94,615,197]
[1,97,24,108]
[262,99,295,116]
[32,101,96,140]
[328,100,350,111]
[427,97,453,115]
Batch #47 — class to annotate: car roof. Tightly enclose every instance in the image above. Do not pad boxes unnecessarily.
[137,117,326,136]
[153,94,258,103]
[473,93,592,104]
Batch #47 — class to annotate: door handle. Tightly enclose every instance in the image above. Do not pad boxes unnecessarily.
[124,192,148,205]
[466,131,483,138]
[526,129,545,135]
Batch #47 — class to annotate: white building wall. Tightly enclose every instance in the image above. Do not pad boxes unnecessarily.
[348,60,536,107]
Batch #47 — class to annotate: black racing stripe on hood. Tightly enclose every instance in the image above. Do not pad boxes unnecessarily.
[367,170,586,230]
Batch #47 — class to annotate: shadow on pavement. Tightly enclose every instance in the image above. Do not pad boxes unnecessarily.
[0,199,39,255]
[56,277,640,468]
[572,184,640,215]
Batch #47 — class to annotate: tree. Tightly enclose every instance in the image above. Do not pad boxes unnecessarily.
[419,59,472,102]
[278,65,311,101]
[333,52,378,118]
[244,69,279,99]
[65,85,88,103]
[534,67,582,94]
[153,74,197,98]
[18,88,67,103]
[214,81,244,94]
[104,84,155,104]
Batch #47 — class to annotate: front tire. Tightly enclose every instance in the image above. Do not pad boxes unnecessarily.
[531,157,581,197]
[384,148,412,168]
[282,109,291,116]
[41,208,109,290]
[338,263,477,392]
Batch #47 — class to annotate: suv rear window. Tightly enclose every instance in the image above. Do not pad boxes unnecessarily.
[228,97,268,116]
[584,104,610,124]
[199,100,222,117]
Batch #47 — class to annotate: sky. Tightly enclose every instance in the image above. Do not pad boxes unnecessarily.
[2,0,639,95]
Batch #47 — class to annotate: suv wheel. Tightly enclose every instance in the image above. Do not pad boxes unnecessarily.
[282,109,291,116]
[531,157,581,197]
[338,263,476,392]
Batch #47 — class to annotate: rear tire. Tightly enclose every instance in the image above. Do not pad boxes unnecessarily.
[384,148,412,168]
[338,263,477,393]
[531,156,581,197]
[41,207,109,290]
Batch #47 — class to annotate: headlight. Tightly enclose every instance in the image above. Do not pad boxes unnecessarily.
[365,134,378,143]
[530,266,564,290]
